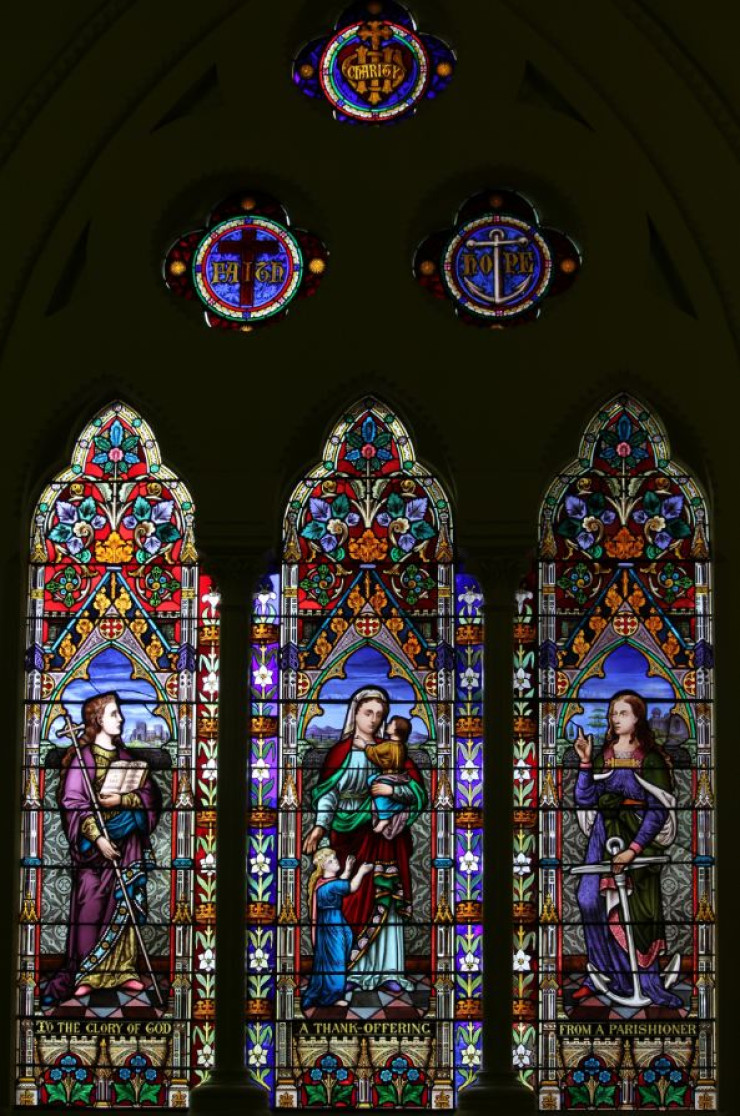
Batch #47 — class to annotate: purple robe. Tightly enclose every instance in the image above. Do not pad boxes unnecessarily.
[574,749,682,1009]
[44,743,161,1003]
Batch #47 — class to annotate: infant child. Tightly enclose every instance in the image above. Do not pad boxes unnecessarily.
[366,715,412,837]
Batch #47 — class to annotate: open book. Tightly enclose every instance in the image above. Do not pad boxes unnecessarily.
[100,760,148,796]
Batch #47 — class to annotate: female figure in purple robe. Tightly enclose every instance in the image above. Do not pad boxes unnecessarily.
[572,690,681,1009]
[43,692,161,1005]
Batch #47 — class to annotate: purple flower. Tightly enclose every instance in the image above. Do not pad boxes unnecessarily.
[47,495,105,561]
[406,497,428,521]
[662,495,684,519]
[565,496,587,519]
[309,498,331,521]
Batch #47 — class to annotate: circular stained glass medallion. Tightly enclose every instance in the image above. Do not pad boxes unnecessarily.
[319,21,429,122]
[192,216,303,322]
[442,215,553,320]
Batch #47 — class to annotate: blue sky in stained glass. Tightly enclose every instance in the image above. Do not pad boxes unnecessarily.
[46,646,170,747]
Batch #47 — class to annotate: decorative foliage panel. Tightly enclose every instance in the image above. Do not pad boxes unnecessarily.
[17,403,219,1107]
[513,395,716,1111]
[248,398,483,1108]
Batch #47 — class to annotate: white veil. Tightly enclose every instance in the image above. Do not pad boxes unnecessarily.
[341,687,390,740]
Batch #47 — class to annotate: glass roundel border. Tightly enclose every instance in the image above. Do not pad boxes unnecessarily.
[319,21,429,122]
[192,215,304,322]
[441,214,553,320]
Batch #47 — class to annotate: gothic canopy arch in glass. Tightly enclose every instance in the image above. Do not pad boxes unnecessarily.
[248,397,484,1108]
[512,394,716,1111]
[18,402,219,1107]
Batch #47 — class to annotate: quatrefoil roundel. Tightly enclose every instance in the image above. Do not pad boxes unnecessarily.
[164,192,328,332]
[293,1,455,124]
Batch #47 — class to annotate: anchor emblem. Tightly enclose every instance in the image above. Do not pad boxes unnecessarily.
[570,836,681,1009]
[416,189,579,326]
[458,227,535,307]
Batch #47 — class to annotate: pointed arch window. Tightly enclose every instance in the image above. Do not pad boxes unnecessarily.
[17,403,219,1107]
[247,398,484,1107]
[513,395,716,1109]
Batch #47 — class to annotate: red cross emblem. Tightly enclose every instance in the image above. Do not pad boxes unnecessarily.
[99,617,125,640]
[612,614,639,637]
[354,616,381,638]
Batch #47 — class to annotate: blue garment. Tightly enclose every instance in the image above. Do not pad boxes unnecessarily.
[302,879,352,1009]
[370,775,405,822]
[79,808,147,854]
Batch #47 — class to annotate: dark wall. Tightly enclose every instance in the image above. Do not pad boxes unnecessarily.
[1,1,738,1109]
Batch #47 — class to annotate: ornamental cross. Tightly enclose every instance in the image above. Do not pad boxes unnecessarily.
[215,227,281,307]
[358,20,393,52]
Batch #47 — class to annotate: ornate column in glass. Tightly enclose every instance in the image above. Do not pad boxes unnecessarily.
[190,556,268,1115]
[460,558,533,1115]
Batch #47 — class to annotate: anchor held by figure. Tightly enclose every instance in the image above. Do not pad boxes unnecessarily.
[570,836,681,1009]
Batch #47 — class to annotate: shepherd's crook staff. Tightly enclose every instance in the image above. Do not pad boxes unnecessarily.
[59,710,164,1007]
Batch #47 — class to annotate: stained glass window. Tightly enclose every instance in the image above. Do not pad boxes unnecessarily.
[293,2,455,125]
[247,398,484,1108]
[164,192,328,332]
[513,395,716,1110]
[414,189,579,326]
[17,402,219,1107]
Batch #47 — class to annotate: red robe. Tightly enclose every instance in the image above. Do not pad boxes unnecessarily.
[311,736,426,944]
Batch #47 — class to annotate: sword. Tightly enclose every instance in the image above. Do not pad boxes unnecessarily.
[570,835,676,1009]
[58,711,164,1007]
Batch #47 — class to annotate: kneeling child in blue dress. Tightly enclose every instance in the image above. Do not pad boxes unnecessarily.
[302,848,374,1010]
